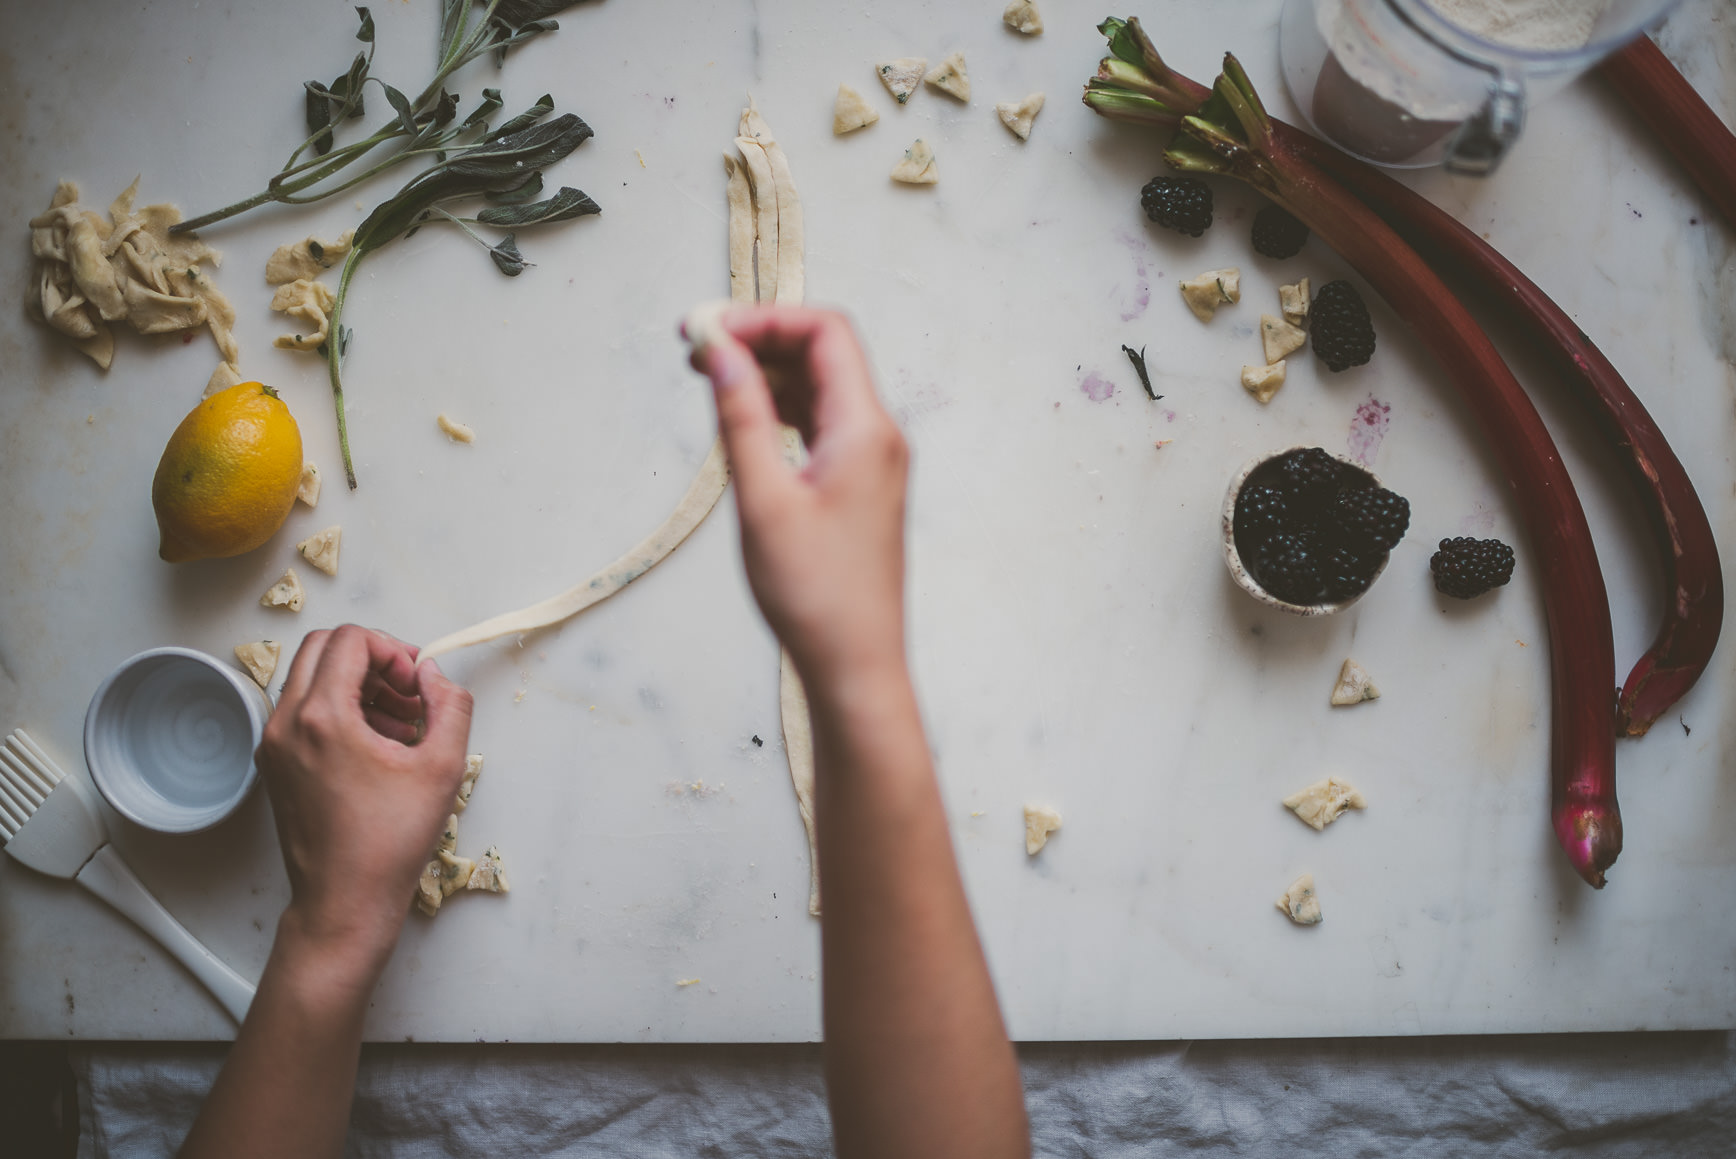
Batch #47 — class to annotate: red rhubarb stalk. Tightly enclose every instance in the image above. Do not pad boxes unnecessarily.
[1085,20,1621,886]
[1290,138,1723,736]
[1087,20,1723,736]
[1598,34,1736,233]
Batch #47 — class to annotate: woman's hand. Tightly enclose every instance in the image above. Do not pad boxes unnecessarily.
[258,625,473,973]
[692,305,910,688]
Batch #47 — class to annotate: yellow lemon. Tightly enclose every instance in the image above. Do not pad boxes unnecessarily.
[152,382,303,563]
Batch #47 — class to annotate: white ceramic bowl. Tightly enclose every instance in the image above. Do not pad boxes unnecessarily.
[1222,446,1390,617]
[83,647,271,834]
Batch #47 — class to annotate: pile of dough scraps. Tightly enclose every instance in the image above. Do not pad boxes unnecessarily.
[27,179,238,381]
[416,754,511,917]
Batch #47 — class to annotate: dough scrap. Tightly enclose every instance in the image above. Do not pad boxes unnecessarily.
[297,525,342,576]
[1330,658,1380,706]
[924,53,971,103]
[1180,268,1241,322]
[260,568,305,612]
[1280,278,1311,326]
[1283,776,1367,831]
[1277,873,1322,925]
[205,360,243,399]
[466,845,509,893]
[265,230,353,285]
[296,463,322,508]
[1003,0,1044,34]
[437,413,476,444]
[234,640,281,688]
[833,84,879,134]
[436,849,474,898]
[1242,361,1286,404]
[996,92,1045,140]
[891,139,939,184]
[682,300,731,356]
[415,861,446,916]
[1261,313,1308,364]
[270,278,337,352]
[1024,803,1062,855]
[876,58,927,104]
[456,754,483,813]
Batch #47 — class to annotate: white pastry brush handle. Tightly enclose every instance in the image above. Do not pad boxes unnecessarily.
[74,843,256,1024]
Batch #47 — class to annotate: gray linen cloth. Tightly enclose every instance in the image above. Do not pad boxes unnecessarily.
[74,1033,1736,1156]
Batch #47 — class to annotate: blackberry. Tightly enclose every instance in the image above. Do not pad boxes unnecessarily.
[1430,536,1516,599]
[1325,486,1410,553]
[1140,176,1213,237]
[1275,447,1349,516]
[1321,542,1384,603]
[1311,280,1377,371]
[1254,530,1327,605]
[1235,483,1290,536]
[1251,204,1309,259]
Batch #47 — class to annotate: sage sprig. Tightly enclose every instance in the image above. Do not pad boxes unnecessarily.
[172,0,585,234]
[323,113,600,488]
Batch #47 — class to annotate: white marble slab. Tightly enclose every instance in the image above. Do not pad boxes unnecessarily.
[0,0,1731,1042]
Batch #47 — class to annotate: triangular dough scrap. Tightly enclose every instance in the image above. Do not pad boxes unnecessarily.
[996,92,1045,140]
[465,845,510,893]
[1024,803,1062,855]
[266,230,354,285]
[1003,0,1044,35]
[1330,658,1380,706]
[1277,874,1322,925]
[296,463,322,507]
[891,139,939,184]
[1261,313,1308,364]
[1282,776,1367,831]
[876,57,926,104]
[260,568,305,612]
[297,526,342,575]
[833,84,879,134]
[924,53,970,103]
[234,640,282,688]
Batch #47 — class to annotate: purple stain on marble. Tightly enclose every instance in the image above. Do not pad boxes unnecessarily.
[1347,395,1391,465]
[1080,372,1117,402]
[1462,502,1498,535]
[1114,229,1152,321]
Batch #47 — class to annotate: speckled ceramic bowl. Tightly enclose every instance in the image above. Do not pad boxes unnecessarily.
[84,647,271,834]
[1222,446,1390,617]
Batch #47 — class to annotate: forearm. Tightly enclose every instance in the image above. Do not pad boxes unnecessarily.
[178,909,396,1159]
[807,657,1028,1159]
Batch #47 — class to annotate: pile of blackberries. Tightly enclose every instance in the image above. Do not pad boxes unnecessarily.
[1235,447,1410,605]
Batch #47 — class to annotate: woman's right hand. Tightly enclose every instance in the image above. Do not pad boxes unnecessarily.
[692,305,911,687]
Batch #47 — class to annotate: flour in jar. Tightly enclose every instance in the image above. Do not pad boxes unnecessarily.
[1316,0,1610,122]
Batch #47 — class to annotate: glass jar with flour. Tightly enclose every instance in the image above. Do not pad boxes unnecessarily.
[1279,0,1684,174]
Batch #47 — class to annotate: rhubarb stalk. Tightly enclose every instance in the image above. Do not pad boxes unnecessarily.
[1598,34,1736,233]
[1290,139,1723,736]
[1086,19,1621,886]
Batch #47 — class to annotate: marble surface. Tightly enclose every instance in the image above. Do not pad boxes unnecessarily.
[0,0,1732,1043]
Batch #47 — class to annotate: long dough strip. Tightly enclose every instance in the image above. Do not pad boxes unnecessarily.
[418,441,730,664]
[723,154,755,305]
[739,105,804,307]
[734,135,779,304]
[780,649,820,915]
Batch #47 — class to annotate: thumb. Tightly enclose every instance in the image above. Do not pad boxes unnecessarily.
[416,661,474,762]
[702,335,792,509]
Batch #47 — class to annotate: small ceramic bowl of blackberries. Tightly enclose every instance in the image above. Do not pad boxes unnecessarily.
[1223,446,1410,615]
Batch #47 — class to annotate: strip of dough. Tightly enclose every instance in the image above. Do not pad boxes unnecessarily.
[780,649,819,916]
[418,441,730,664]
[733,134,778,304]
[740,105,804,306]
[723,154,754,305]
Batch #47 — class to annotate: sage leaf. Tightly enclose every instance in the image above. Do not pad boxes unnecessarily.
[464,87,504,129]
[476,186,599,228]
[355,6,374,44]
[383,83,417,138]
[494,0,583,26]
[484,172,544,204]
[486,94,555,143]
[488,233,530,276]
[305,84,334,155]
